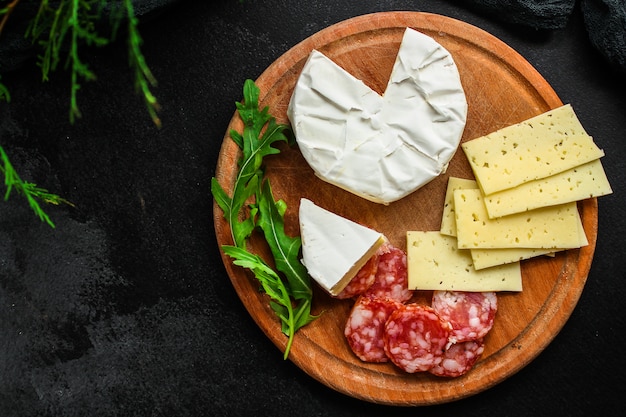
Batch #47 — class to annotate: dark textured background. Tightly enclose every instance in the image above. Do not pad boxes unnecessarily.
[1,1,625,416]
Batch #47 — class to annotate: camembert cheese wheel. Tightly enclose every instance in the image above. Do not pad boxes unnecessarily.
[288,28,467,204]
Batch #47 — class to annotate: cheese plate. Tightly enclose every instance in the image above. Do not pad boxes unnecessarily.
[213,12,597,405]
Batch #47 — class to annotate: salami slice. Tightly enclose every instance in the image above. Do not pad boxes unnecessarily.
[383,304,452,373]
[431,291,498,343]
[344,295,403,362]
[363,244,413,303]
[335,252,380,299]
[428,339,485,378]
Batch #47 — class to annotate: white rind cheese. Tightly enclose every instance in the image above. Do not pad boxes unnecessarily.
[288,28,467,204]
[298,198,386,296]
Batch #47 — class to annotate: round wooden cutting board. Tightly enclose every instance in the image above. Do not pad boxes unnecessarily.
[213,12,597,405]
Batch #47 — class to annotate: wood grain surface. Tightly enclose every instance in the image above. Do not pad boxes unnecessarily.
[213,12,597,405]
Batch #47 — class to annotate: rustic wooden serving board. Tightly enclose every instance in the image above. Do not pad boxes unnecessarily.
[213,12,597,405]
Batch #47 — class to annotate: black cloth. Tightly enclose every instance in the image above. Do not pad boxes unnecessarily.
[581,0,626,72]
[1,1,625,416]
[459,0,626,73]
[458,0,577,29]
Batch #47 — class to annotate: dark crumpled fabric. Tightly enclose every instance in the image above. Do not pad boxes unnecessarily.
[458,0,626,73]
[459,0,577,30]
[581,0,626,73]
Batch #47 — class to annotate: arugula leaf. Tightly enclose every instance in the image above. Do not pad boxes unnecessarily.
[255,178,318,351]
[222,245,291,303]
[212,174,258,248]
[221,245,298,359]
[212,79,317,359]
[212,79,290,248]
[256,178,311,301]
[270,297,316,339]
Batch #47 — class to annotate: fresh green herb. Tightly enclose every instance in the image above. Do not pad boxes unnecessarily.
[0,0,158,225]
[0,75,10,102]
[255,179,317,351]
[212,78,287,248]
[221,244,311,359]
[0,145,73,227]
[0,0,19,34]
[212,79,317,359]
[256,179,312,301]
[0,0,159,125]
[0,0,18,101]
[123,0,160,127]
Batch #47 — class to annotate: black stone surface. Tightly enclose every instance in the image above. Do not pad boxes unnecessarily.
[1,1,624,416]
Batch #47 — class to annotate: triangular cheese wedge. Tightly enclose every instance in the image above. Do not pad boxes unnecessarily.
[299,198,386,296]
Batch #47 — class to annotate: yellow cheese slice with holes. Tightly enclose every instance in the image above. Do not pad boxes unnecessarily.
[440,177,477,236]
[469,209,588,269]
[461,104,605,195]
[440,177,563,268]
[470,248,560,270]
[483,158,612,218]
[453,189,586,249]
[407,231,522,291]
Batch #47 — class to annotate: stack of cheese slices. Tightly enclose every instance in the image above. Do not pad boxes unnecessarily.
[407,104,612,293]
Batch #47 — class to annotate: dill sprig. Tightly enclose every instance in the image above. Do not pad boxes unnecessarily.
[0,0,160,226]
[23,0,159,125]
[0,0,20,34]
[0,0,19,100]
[0,76,9,101]
[0,145,74,228]
[123,0,160,127]
[1,0,160,123]
[27,0,110,122]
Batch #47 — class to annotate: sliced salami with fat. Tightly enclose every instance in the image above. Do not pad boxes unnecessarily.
[363,244,413,303]
[344,295,403,362]
[383,304,452,373]
[428,339,485,377]
[335,251,380,299]
[431,291,498,343]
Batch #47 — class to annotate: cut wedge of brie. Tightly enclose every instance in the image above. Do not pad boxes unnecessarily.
[288,28,468,204]
[298,198,386,296]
